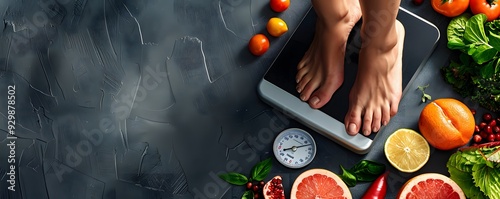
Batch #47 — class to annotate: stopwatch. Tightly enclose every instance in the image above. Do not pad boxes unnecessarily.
[273,128,317,169]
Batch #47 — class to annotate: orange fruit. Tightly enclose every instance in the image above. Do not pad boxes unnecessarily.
[290,168,352,199]
[267,17,288,37]
[397,173,466,199]
[384,128,430,173]
[418,98,475,150]
[248,34,270,56]
[270,0,290,13]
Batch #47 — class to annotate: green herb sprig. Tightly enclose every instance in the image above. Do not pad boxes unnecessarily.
[418,84,432,103]
[219,158,272,199]
[339,160,386,187]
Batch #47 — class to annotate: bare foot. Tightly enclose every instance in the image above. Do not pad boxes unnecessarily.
[344,20,405,136]
[295,0,362,109]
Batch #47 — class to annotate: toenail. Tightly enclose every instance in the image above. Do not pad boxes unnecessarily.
[348,123,357,134]
[363,130,370,136]
[382,121,388,126]
[373,127,379,132]
[296,86,302,93]
[300,95,306,101]
[310,96,319,105]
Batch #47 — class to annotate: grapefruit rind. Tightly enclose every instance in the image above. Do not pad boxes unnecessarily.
[397,173,466,199]
[290,168,352,199]
[384,128,430,173]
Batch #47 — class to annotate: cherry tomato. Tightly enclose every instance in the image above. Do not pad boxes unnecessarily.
[248,34,270,56]
[270,0,290,13]
[470,0,500,21]
[267,17,288,37]
[431,0,469,17]
[361,172,388,199]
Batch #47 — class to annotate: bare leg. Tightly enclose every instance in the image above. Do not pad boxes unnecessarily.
[296,0,362,108]
[344,0,405,136]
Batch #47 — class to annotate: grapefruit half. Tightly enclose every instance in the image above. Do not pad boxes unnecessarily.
[290,168,352,199]
[397,173,465,199]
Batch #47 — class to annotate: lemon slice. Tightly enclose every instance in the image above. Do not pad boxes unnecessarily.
[384,128,430,173]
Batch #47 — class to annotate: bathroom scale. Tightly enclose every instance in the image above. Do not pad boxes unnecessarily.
[258,7,440,154]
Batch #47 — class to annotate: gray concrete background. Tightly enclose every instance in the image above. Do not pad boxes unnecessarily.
[0,0,483,198]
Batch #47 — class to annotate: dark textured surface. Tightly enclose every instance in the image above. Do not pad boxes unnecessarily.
[0,0,484,199]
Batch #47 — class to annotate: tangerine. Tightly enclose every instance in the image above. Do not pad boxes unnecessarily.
[290,168,352,199]
[418,98,475,150]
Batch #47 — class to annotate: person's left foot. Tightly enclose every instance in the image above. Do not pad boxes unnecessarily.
[344,20,405,136]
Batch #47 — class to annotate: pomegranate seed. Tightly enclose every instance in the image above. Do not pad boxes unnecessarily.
[483,113,493,122]
[473,134,482,143]
[471,109,477,115]
[490,119,497,127]
[254,193,259,199]
[480,131,488,139]
[260,181,265,186]
[253,185,259,192]
[480,122,487,130]
[494,126,500,133]
[488,134,496,142]
[486,126,493,134]
[496,134,500,141]
[412,0,424,5]
[246,182,253,190]
[475,125,481,133]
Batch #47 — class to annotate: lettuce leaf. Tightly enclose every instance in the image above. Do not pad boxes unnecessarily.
[447,145,500,199]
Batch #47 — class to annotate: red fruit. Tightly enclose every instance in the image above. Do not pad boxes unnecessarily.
[263,176,285,199]
[480,131,488,139]
[480,122,487,130]
[483,113,493,121]
[473,134,482,143]
[496,134,500,141]
[488,134,496,142]
[270,0,290,13]
[485,126,493,134]
[246,182,253,190]
[494,126,500,133]
[361,172,388,199]
[412,0,424,5]
[471,109,477,115]
[490,119,497,127]
[253,185,259,192]
[475,125,481,133]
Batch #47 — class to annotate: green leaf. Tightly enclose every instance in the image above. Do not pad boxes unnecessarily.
[241,190,253,199]
[470,44,497,64]
[219,172,248,185]
[464,14,489,44]
[350,160,386,182]
[447,13,470,50]
[472,163,500,199]
[251,158,272,181]
[489,31,500,52]
[481,61,495,79]
[339,165,357,187]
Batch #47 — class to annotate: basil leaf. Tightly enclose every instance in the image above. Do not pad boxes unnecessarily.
[219,172,248,185]
[351,160,386,182]
[241,190,253,199]
[340,165,357,187]
[489,31,500,52]
[447,14,470,50]
[251,158,272,181]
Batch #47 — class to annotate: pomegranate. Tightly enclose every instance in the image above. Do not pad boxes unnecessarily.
[263,175,285,199]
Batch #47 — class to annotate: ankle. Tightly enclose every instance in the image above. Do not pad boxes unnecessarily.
[360,23,398,52]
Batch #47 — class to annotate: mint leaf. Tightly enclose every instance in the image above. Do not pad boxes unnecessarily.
[241,190,253,199]
[340,165,357,187]
[219,172,248,185]
[251,158,272,181]
[350,160,386,182]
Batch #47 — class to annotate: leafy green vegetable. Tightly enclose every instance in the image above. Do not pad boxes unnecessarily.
[339,160,386,187]
[219,172,249,185]
[443,13,500,112]
[251,157,272,181]
[447,144,500,199]
[241,190,253,199]
[418,84,432,102]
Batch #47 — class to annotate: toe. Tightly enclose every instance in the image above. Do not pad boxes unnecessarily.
[390,100,399,117]
[362,111,373,136]
[300,77,320,102]
[371,108,382,132]
[308,78,342,109]
[345,105,363,135]
[381,103,391,126]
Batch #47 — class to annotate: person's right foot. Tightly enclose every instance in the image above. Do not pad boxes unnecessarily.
[295,0,362,109]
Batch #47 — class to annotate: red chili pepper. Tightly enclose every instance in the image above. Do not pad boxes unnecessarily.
[361,171,388,199]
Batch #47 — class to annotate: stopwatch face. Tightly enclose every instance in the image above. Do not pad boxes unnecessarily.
[273,128,317,169]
